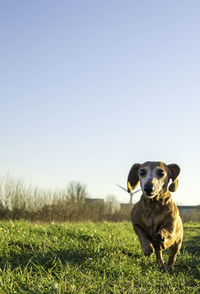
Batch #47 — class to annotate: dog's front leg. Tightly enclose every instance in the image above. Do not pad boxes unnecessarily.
[133,225,154,257]
[155,220,176,245]
[155,250,164,267]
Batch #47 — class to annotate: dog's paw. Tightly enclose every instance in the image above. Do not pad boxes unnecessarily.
[142,243,154,257]
[155,232,165,243]
[166,264,175,272]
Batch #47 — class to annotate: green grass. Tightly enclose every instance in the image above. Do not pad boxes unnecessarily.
[0,221,199,293]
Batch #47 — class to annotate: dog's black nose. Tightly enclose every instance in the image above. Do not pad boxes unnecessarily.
[144,184,154,195]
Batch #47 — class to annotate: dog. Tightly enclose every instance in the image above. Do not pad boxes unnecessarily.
[127,161,183,271]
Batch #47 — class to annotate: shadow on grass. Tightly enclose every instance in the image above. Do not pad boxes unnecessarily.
[0,233,199,283]
[125,234,200,280]
[182,234,200,256]
[176,234,200,281]
[0,240,99,272]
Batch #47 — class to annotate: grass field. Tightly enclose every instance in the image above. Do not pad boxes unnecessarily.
[0,221,199,293]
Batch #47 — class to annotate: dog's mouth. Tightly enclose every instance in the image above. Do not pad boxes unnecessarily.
[143,191,157,198]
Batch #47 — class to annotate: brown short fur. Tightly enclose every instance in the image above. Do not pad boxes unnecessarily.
[127,161,183,271]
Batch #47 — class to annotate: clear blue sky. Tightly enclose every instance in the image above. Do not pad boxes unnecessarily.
[1,1,200,205]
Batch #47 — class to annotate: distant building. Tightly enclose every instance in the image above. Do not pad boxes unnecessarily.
[178,205,200,212]
[120,203,133,211]
[85,198,104,205]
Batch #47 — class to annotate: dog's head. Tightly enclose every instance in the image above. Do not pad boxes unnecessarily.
[127,161,180,198]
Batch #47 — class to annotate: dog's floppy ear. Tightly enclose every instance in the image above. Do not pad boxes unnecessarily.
[167,164,180,192]
[127,163,141,192]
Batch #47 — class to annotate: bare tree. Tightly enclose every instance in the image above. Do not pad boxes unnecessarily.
[67,181,88,204]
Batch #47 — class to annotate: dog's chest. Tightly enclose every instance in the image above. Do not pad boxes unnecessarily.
[141,204,164,232]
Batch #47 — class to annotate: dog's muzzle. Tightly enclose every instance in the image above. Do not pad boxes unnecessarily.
[143,183,154,196]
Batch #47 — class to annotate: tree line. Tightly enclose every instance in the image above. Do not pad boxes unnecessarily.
[0,175,199,222]
[0,175,131,222]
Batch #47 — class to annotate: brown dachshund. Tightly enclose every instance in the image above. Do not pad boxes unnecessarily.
[127,161,183,271]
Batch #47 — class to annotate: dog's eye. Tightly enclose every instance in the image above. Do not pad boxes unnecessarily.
[139,169,146,176]
[157,169,165,177]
